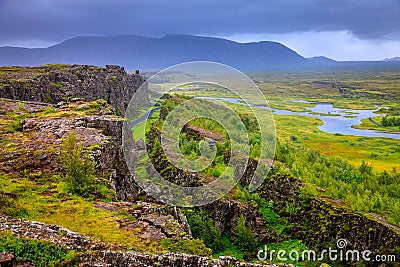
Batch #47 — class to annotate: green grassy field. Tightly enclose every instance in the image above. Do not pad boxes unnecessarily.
[168,70,400,172]
[274,114,400,172]
[253,71,400,172]
[354,116,400,133]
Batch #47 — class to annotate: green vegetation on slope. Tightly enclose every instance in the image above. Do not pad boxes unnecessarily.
[0,231,79,266]
[275,140,400,226]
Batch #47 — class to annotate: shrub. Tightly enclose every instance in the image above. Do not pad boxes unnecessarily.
[115,106,121,116]
[186,210,224,253]
[43,93,52,103]
[257,198,280,225]
[233,215,258,252]
[59,130,98,197]
[359,160,373,176]
[0,231,78,266]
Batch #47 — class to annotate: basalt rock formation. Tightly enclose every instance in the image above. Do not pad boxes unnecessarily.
[256,174,400,265]
[0,98,141,201]
[0,64,147,115]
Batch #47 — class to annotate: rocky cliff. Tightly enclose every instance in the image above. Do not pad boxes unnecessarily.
[0,98,140,201]
[256,174,400,265]
[0,64,147,115]
[0,214,291,267]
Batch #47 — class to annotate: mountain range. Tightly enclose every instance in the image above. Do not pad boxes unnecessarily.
[0,34,399,72]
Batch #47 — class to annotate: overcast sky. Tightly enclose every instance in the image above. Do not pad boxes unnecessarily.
[1,0,399,60]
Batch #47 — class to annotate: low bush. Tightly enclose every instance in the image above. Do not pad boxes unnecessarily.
[0,231,79,266]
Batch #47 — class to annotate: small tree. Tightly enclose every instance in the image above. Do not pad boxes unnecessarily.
[233,215,258,252]
[186,210,224,253]
[59,130,97,197]
[359,160,373,176]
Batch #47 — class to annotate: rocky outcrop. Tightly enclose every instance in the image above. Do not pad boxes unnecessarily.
[0,64,148,200]
[256,174,400,263]
[79,251,293,267]
[294,199,400,253]
[94,201,192,242]
[77,114,141,200]
[0,252,14,267]
[183,124,226,143]
[0,215,109,251]
[0,98,140,200]
[0,214,292,267]
[0,64,148,115]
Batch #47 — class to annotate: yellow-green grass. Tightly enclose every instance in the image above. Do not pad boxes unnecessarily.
[132,120,146,141]
[132,110,160,141]
[262,100,314,112]
[273,114,400,172]
[0,172,164,253]
[0,101,207,255]
[354,116,400,133]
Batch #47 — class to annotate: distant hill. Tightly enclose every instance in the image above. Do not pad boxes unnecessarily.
[2,35,400,72]
[308,56,337,64]
[0,35,311,71]
[384,56,400,61]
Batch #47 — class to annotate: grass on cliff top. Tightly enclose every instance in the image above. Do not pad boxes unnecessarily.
[0,172,209,256]
[0,98,114,122]
[0,64,102,81]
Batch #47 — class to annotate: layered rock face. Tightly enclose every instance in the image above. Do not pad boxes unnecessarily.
[0,98,140,201]
[0,64,147,115]
[256,174,400,263]
[0,63,148,200]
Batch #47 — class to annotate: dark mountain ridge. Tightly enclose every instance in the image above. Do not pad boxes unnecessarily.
[1,34,400,72]
[0,34,310,71]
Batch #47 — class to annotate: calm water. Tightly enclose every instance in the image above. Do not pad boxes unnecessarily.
[201,97,400,140]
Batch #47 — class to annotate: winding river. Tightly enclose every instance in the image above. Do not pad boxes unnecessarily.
[201,97,400,140]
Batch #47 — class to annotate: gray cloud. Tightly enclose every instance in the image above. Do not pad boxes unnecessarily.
[0,0,399,46]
